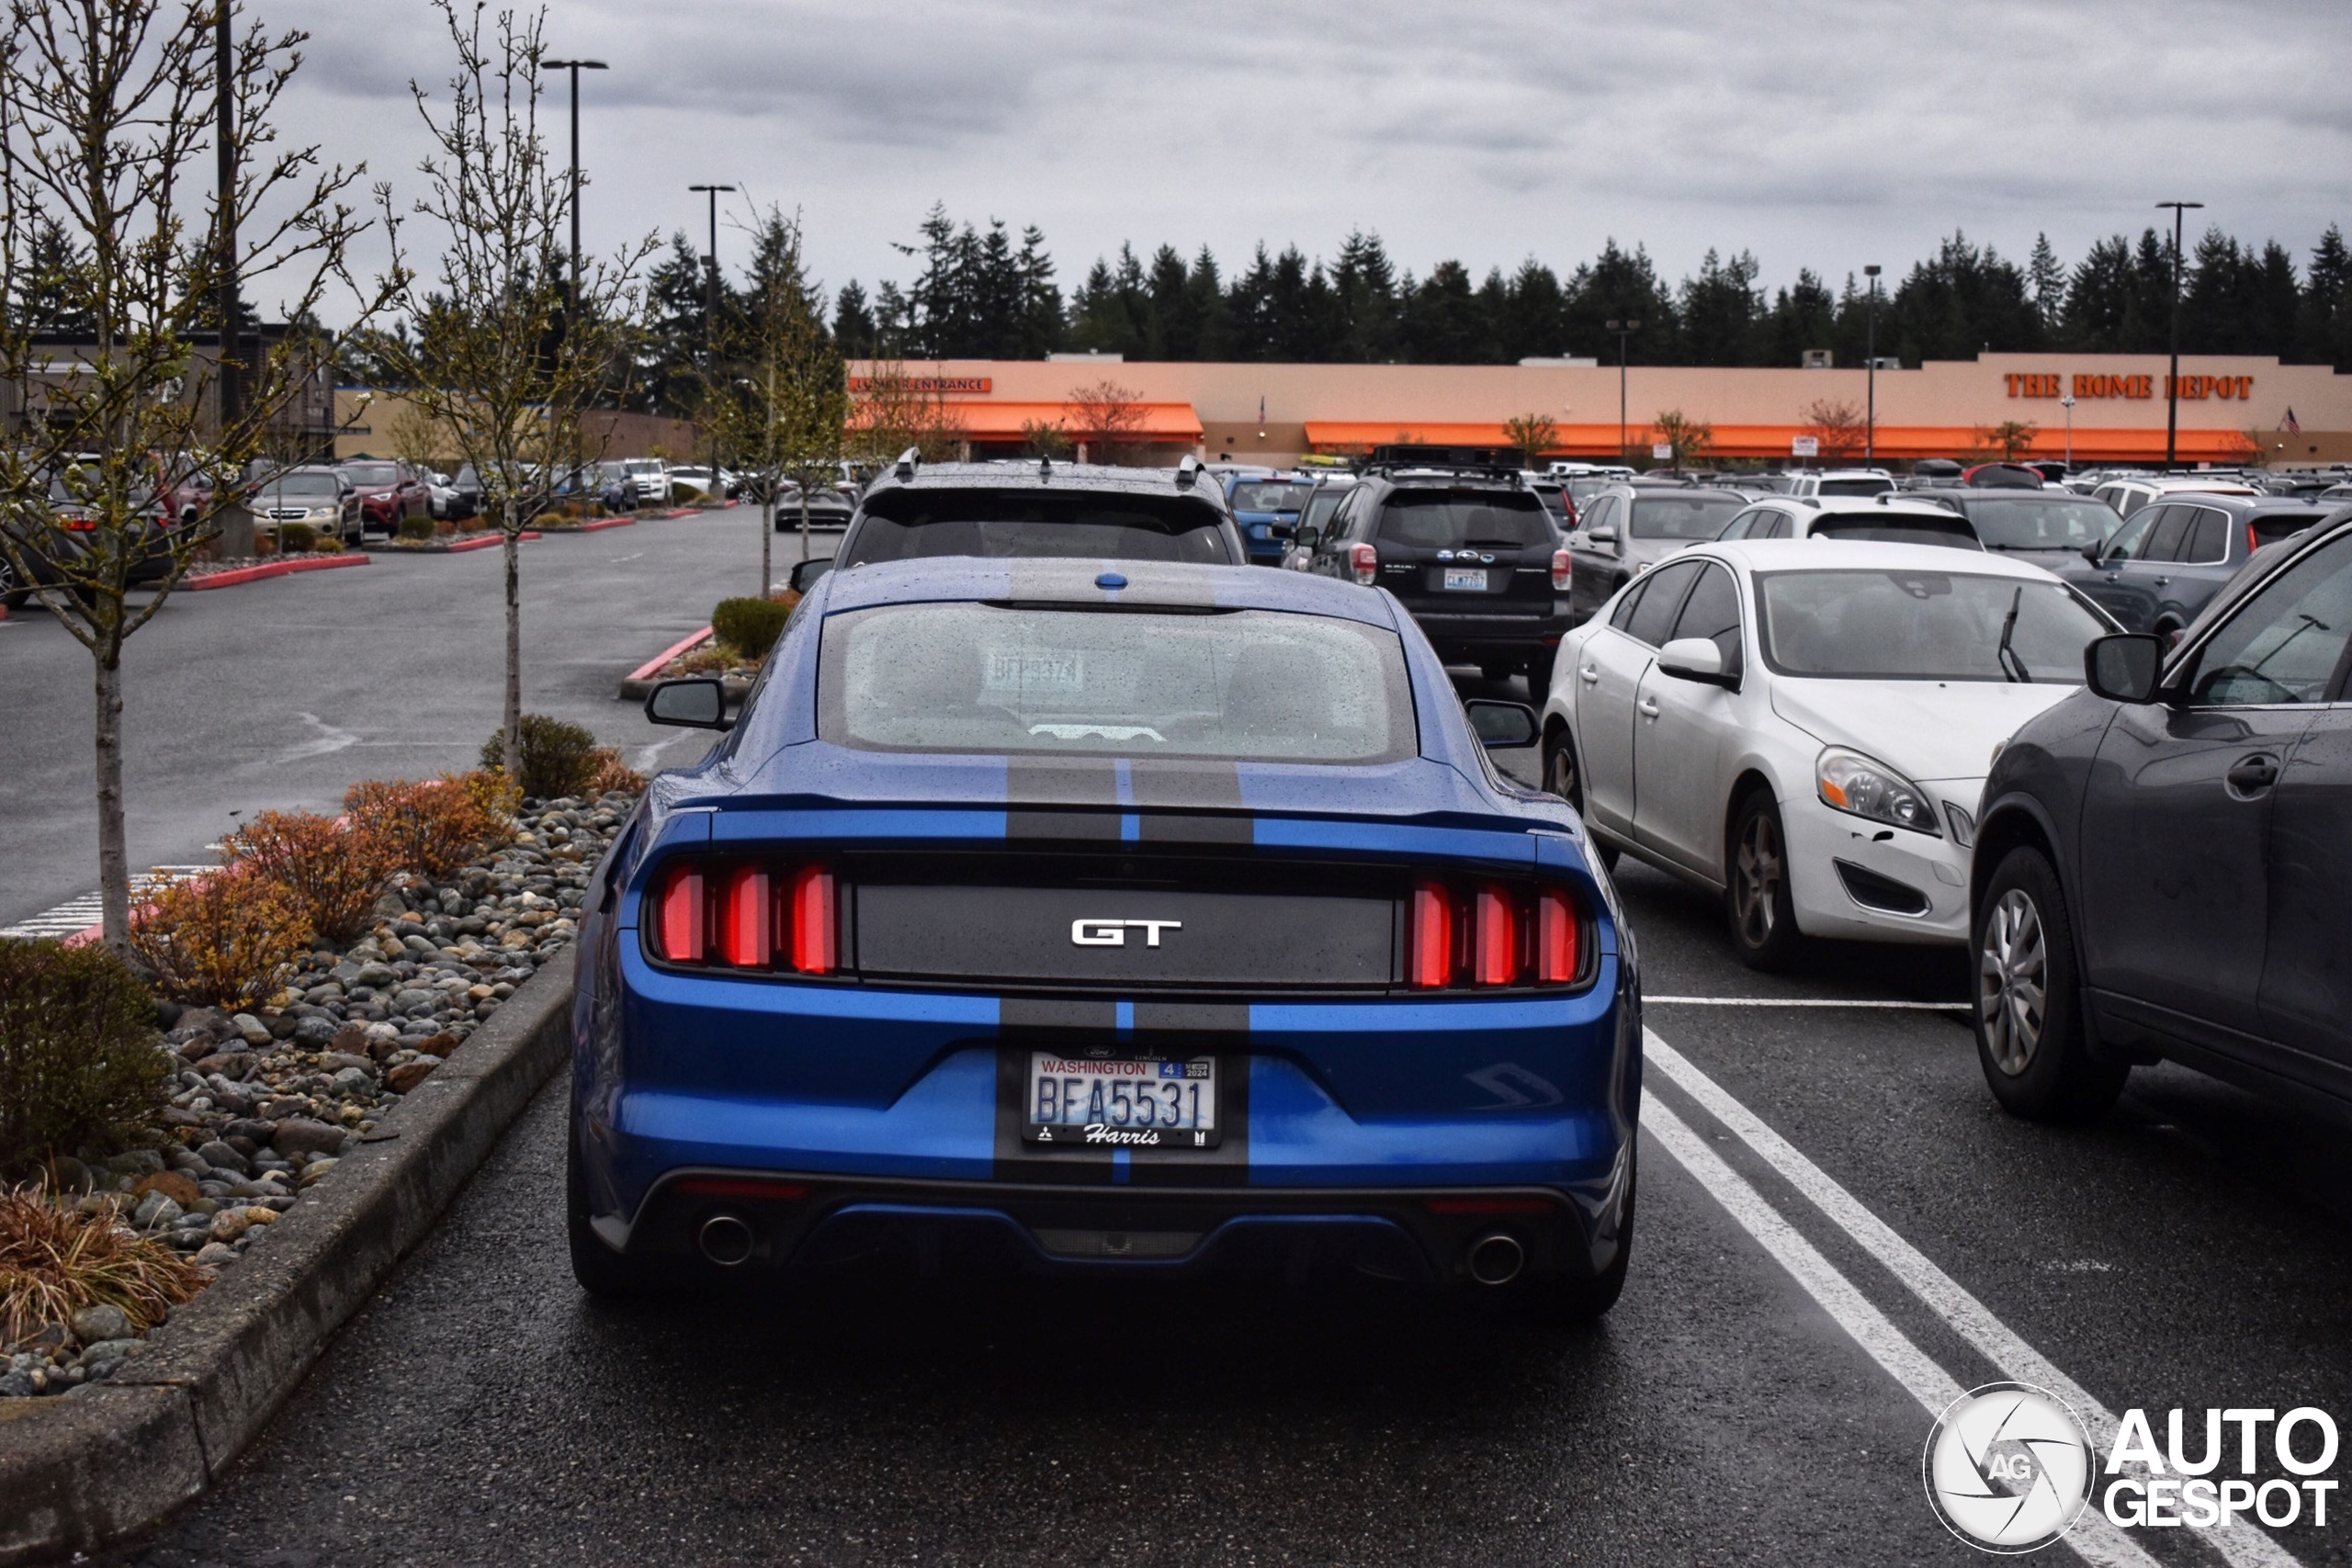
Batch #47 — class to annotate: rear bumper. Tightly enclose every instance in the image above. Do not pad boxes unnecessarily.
[591,1162,1632,1288]
[1407,609,1573,660]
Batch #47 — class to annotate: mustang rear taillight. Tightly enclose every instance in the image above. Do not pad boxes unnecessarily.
[1350,542,1378,586]
[1551,548,1573,591]
[1408,880,1587,991]
[651,858,836,975]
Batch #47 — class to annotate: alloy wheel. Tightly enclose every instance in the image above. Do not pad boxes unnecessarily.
[1544,739,1581,809]
[1979,889,2047,1077]
[1733,810,1781,949]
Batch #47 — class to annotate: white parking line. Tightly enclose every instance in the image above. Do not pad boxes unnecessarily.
[1645,1097,2161,1567]
[1646,1028,2304,1568]
[0,865,214,942]
[1647,996,1972,1011]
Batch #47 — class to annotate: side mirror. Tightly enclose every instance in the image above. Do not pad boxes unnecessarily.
[2085,634,2163,704]
[1295,525,1321,550]
[2080,543,2103,567]
[1657,637,1736,688]
[1464,698,1539,749]
[1589,525,1618,546]
[645,678,731,729]
[787,557,832,594]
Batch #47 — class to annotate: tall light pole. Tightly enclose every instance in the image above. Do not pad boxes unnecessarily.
[689,183,736,510]
[1606,318,1641,463]
[1862,265,1882,468]
[2060,392,2075,469]
[2156,200,2203,470]
[542,59,607,299]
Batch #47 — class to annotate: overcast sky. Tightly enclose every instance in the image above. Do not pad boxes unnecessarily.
[273,0,2352,333]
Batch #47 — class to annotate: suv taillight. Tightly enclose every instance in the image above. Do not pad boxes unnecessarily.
[1350,542,1377,586]
[650,858,837,975]
[1407,881,1587,991]
[1551,548,1572,591]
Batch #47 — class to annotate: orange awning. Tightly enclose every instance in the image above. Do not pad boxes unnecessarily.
[1302,421,2258,464]
[864,400,1203,443]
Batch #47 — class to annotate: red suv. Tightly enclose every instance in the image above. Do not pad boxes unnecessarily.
[337,459,429,536]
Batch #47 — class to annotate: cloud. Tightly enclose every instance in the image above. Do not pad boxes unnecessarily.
[275,0,2352,321]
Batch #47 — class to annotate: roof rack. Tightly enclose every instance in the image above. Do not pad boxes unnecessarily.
[1361,444,1524,484]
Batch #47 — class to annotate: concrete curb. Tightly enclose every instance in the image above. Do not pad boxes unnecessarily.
[359,531,541,556]
[183,554,369,592]
[0,946,579,1566]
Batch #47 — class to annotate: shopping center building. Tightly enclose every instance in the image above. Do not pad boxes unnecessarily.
[852,353,2352,469]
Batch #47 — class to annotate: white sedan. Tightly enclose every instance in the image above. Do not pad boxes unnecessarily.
[1537,538,2116,968]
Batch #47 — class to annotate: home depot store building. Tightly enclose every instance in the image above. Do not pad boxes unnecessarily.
[854,354,2352,468]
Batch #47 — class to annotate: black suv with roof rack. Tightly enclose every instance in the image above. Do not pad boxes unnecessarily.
[789,451,1247,592]
[1292,445,1572,688]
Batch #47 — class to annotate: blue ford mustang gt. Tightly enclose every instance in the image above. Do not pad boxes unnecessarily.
[570,556,1641,1317]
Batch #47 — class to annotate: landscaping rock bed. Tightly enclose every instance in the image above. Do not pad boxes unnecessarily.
[0,789,636,1403]
[361,529,538,554]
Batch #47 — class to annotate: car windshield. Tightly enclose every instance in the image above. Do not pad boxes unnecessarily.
[1230,481,1309,513]
[847,491,1235,566]
[1299,489,1348,535]
[1377,492,1551,548]
[820,604,1415,763]
[1630,492,1746,539]
[624,460,663,475]
[342,463,397,485]
[1816,477,1894,497]
[1961,498,2119,551]
[1565,477,1612,504]
[1810,517,1983,550]
[1757,570,2109,682]
[261,473,340,500]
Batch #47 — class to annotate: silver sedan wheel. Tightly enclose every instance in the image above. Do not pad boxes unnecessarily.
[1979,888,2048,1077]
[1733,810,1782,948]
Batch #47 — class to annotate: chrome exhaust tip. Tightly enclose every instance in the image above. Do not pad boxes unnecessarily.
[1466,1231,1525,1286]
[697,1213,754,1268]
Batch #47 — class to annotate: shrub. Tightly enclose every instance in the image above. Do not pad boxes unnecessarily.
[344,773,509,880]
[254,531,279,558]
[128,867,312,1011]
[398,515,435,541]
[480,715,599,800]
[278,521,317,552]
[311,534,343,554]
[0,1187,210,1345]
[584,746,646,796]
[712,596,789,660]
[221,809,396,945]
[0,942,168,1176]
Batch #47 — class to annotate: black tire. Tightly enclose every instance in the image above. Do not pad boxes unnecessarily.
[567,1111,652,1298]
[1543,728,1617,871]
[1478,660,1513,682]
[1526,645,1557,698]
[1973,847,2128,1122]
[1725,790,1804,971]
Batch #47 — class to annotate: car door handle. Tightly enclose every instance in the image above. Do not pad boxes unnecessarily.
[1637,697,1661,717]
[2226,753,2280,795]
[1579,665,1600,684]
[2152,576,2169,588]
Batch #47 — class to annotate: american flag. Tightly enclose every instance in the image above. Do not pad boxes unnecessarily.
[2282,408,2301,434]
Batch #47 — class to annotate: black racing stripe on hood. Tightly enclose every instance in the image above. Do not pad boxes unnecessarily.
[1008,760,1120,840]
[1132,1002,1250,1037]
[1130,760,1250,842]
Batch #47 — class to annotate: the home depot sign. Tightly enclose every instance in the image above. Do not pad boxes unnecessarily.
[2006,372,2255,400]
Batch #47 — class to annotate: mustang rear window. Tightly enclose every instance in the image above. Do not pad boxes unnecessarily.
[845,491,1234,566]
[820,604,1416,762]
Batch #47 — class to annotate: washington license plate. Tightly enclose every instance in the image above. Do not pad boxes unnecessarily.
[1442,568,1488,591]
[1023,1054,1219,1148]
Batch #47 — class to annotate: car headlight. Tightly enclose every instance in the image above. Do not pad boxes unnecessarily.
[1816,747,1941,837]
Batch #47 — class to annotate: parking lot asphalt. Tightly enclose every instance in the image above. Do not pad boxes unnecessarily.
[0,512,813,929]
[96,680,2352,1568]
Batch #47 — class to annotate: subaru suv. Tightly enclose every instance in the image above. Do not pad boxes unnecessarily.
[1295,446,1571,687]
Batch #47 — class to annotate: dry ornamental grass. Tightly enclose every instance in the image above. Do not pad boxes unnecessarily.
[0,1187,209,1348]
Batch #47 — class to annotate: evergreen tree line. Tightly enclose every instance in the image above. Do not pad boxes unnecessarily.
[808,205,2352,375]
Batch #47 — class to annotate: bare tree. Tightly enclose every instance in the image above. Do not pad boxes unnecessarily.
[1797,398,1867,463]
[369,1,652,776]
[1650,409,1713,472]
[1065,378,1146,465]
[848,360,966,464]
[1501,412,1560,469]
[704,206,846,589]
[1969,420,2041,462]
[0,0,378,952]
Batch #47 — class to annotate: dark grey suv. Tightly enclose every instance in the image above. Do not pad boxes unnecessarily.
[1969,512,2352,1124]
